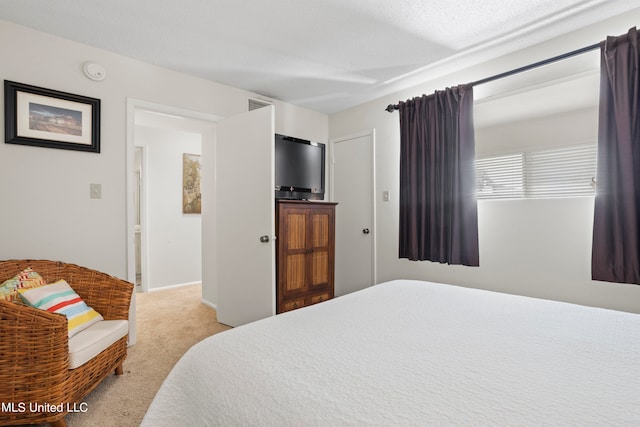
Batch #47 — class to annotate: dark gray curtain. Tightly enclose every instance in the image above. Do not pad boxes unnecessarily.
[398,85,479,265]
[592,27,640,284]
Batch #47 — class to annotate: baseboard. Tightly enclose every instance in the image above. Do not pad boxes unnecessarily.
[201,298,217,310]
[148,281,201,292]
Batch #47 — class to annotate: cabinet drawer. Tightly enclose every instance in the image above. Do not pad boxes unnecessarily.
[308,292,331,305]
[281,297,306,313]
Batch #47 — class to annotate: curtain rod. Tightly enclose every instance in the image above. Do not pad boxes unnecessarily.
[385,41,601,112]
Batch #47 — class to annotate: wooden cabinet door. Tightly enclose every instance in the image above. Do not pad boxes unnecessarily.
[308,207,334,293]
[279,206,309,299]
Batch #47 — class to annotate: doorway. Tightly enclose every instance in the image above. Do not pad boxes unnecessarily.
[133,109,209,293]
[126,100,218,344]
[330,130,376,296]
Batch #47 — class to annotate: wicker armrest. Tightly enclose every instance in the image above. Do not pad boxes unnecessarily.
[66,271,134,321]
[0,299,70,403]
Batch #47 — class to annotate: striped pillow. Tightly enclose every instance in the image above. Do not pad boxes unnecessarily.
[0,267,46,303]
[19,279,103,337]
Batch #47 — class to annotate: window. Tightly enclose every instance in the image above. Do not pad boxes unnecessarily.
[477,153,524,199]
[476,143,596,199]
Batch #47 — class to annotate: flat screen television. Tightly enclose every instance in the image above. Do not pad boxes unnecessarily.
[274,133,325,200]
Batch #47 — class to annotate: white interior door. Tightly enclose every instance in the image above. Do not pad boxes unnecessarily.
[216,106,275,327]
[331,131,376,296]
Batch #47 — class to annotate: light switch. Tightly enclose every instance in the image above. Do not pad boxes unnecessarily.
[90,183,102,199]
[383,190,390,202]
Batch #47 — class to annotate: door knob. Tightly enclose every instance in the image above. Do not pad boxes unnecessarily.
[259,235,270,243]
[362,228,370,234]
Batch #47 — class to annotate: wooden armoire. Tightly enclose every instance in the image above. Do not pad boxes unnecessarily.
[275,200,337,313]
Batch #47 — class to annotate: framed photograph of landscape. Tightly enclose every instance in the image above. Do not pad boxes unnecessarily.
[4,80,100,153]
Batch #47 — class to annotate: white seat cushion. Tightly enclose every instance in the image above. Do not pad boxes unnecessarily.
[68,320,129,369]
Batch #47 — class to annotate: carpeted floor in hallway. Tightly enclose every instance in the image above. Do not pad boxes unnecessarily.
[63,284,231,427]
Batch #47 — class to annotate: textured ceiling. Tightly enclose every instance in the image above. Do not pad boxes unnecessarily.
[0,0,638,114]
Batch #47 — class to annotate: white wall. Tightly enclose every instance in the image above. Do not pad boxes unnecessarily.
[135,125,202,290]
[475,106,598,156]
[0,19,328,300]
[329,10,640,314]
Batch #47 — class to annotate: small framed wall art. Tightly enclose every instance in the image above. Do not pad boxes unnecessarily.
[182,153,202,214]
[4,80,100,153]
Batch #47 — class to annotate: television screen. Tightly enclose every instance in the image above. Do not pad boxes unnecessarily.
[274,134,325,200]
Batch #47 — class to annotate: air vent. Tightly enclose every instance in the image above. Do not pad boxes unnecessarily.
[248,97,273,111]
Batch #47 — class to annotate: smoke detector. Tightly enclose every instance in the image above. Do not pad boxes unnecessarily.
[83,62,107,81]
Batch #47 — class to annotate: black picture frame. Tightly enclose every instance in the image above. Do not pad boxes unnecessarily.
[4,80,100,153]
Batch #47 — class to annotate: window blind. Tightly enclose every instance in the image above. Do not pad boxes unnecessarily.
[476,153,525,199]
[476,143,596,199]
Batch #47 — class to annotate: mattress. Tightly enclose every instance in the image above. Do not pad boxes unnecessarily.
[141,280,640,426]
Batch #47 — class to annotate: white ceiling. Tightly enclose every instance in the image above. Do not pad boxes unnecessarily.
[0,0,638,114]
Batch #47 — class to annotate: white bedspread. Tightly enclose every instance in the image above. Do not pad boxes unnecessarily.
[141,280,640,426]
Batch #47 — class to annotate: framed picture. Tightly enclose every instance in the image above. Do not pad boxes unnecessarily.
[4,80,100,153]
[183,153,202,214]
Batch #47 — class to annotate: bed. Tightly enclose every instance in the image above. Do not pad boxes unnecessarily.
[141,280,640,426]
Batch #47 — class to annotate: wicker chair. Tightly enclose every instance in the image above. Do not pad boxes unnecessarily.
[0,260,134,427]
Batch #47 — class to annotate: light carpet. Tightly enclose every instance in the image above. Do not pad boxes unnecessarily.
[62,284,230,427]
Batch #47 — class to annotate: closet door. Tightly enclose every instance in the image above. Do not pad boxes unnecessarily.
[331,131,375,296]
[216,106,275,327]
